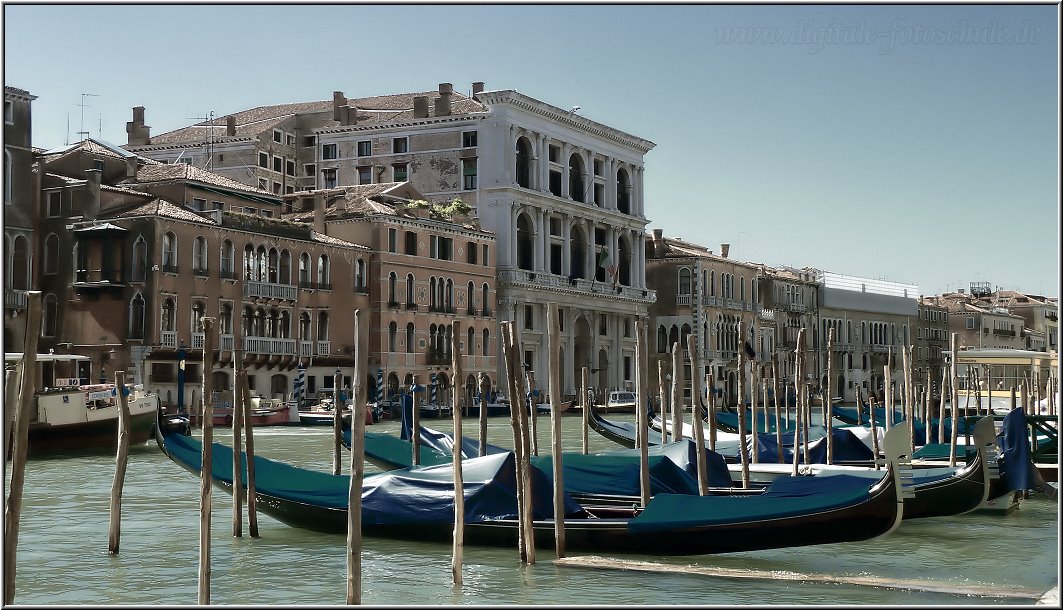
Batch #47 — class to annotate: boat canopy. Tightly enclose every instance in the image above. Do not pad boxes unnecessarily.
[5,352,91,363]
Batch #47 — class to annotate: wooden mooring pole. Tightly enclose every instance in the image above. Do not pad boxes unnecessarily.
[948,333,959,467]
[240,369,259,537]
[450,320,466,586]
[581,366,590,455]
[657,360,668,445]
[478,372,489,457]
[687,342,708,495]
[546,304,565,558]
[232,360,244,539]
[825,328,834,464]
[198,318,217,604]
[736,321,750,488]
[670,342,683,442]
[635,318,650,506]
[333,369,344,475]
[502,321,532,563]
[107,371,132,554]
[4,291,41,606]
[347,310,366,603]
[791,328,805,477]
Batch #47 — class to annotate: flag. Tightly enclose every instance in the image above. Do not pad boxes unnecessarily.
[597,246,610,271]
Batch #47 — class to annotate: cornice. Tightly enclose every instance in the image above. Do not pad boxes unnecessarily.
[478,90,655,155]
[315,113,488,136]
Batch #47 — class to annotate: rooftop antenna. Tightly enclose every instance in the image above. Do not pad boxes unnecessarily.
[65,113,70,146]
[77,93,98,142]
[187,111,215,170]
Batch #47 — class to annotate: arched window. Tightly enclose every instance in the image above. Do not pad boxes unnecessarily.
[267,248,279,283]
[317,254,330,287]
[569,153,585,203]
[43,234,59,275]
[355,258,365,291]
[669,325,679,351]
[482,283,490,315]
[429,323,438,353]
[11,235,29,290]
[256,246,268,282]
[616,168,630,214]
[678,268,691,295]
[388,322,397,352]
[3,150,11,203]
[406,273,415,305]
[740,277,745,302]
[42,293,57,337]
[317,311,329,341]
[429,277,437,309]
[467,281,475,313]
[515,137,533,189]
[681,324,691,348]
[220,302,233,335]
[300,312,311,341]
[161,298,177,332]
[191,301,205,332]
[244,244,255,280]
[279,310,291,338]
[161,232,177,271]
[482,328,490,357]
[299,252,311,285]
[618,236,630,286]
[657,325,668,353]
[709,270,715,296]
[131,236,147,282]
[193,237,207,273]
[279,249,292,284]
[406,322,415,353]
[388,272,397,304]
[516,212,534,271]
[445,278,453,311]
[129,293,145,338]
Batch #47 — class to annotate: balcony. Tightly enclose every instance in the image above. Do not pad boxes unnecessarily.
[725,298,741,310]
[317,282,333,291]
[243,280,298,301]
[871,345,889,353]
[243,336,298,355]
[299,280,316,290]
[744,302,752,312]
[161,331,178,348]
[387,300,400,309]
[192,267,209,278]
[191,332,204,349]
[831,342,853,352]
[4,289,27,310]
[406,302,419,310]
[219,268,238,281]
[300,340,313,356]
[703,295,717,306]
[676,294,692,306]
[785,302,807,313]
[316,340,331,355]
[758,308,775,321]
[220,334,234,352]
[161,264,179,274]
[992,329,1016,337]
[498,269,654,302]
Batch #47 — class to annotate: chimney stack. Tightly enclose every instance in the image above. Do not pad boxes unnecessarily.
[333,91,347,122]
[84,169,102,220]
[720,243,730,259]
[435,82,453,117]
[472,81,485,96]
[413,96,429,119]
[313,193,326,235]
[125,106,151,146]
[226,115,236,136]
[650,228,663,258]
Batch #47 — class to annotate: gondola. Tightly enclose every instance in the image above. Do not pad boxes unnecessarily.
[154,408,907,555]
[590,403,995,520]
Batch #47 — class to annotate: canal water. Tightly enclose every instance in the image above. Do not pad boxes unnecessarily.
[4,412,1058,605]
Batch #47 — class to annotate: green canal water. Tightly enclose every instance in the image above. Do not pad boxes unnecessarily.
[4,412,1058,605]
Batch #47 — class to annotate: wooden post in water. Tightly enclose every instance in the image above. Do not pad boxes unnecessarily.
[635,318,651,506]
[198,318,217,605]
[232,360,244,539]
[511,324,535,564]
[107,371,132,554]
[239,370,260,537]
[736,321,750,488]
[924,375,932,446]
[670,343,683,442]
[825,328,834,464]
[750,361,760,465]
[902,345,913,455]
[3,291,40,606]
[791,328,805,476]
[411,376,422,466]
[501,322,526,560]
[527,370,539,457]
[3,366,21,465]
[973,366,983,417]
[546,304,566,557]
[687,342,709,495]
[883,347,893,432]
[581,366,590,455]
[333,369,344,475]
[938,367,947,445]
[450,320,466,586]
[657,360,668,445]
[706,375,717,452]
[948,333,959,467]
[772,360,783,464]
[478,372,489,457]
[345,310,366,603]
[868,396,881,470]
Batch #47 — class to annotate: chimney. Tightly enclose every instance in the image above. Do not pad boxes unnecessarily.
[84,169,102,220]
[413,96,429,119]
[125,106,151,146]
[720,243,730,259]
[435,82,453,117]
[333,91,347,122]
[650,228,663,258]
[313,193,326,235]
[472,81,485,96]
[225,115,236,136]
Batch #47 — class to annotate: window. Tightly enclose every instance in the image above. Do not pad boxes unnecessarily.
[286,160,295,176]
[407,323,415,353]
[161,232,177,272]
[548,145,559,163]
[393,163,408,182]
[304,163,316,176]
[132,237,148,282]
[357,166,372,184]
[355,258,366,291]
[966,317,975,330]
[392,137,408,154]
[303,135,316,147]
[322,143,337,160]
[286,134,295,146]
[404,231,417,255]
[467,241,477,264]
[272,182,281,195]
[388,228,397,253]
[193,237,208,274]
[678,268,692,295]
[191,197,206,211]
[244,206,257,215]
[129,293,146,338]
[4,151,10,203]
[406,273,415,305]
[93,159,105,171]
[43,294,57,337]
[317,254,331,288]
[388,272,397,303]
[483,328,490,356]
[389,322,398,352]
[462,131,477,147]
[4,100,12,124]
[357,140,371,157]
[261,209,274,218]
[258,152,269,168]
[47,191,61,217]
[43,234,59,275]
[220,240,234,278]
[273,156,283,172]
[524,305,534,330]
[462,158,477,190]
[482,244,489,266]
[599,314,607,335]
[429,235,453,260]
[258,179,267,190]
[322,168,337,189]
[273,130,282,143]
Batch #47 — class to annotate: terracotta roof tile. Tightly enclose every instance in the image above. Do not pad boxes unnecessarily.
[283,182,408,221]
[128,163,275,196]
[106,199,215,225]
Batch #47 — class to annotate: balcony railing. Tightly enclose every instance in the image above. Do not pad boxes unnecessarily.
[219,268,238,281]
[243,280,298,301]
[992,329,1016,337]
[498,269,654,302]
[192,267,209,277]
[758,308,775,321]
[243,336,298,355]
[161,264,179,274]
[725,298,740,310]
[191,332,204,349]
[785,302,807,313]
[317,282,332,291]
[316,340,331,355]
[676,294,692,306]
[703,295,717,306]
[161,331,178,348]
[4,289,27,310]
[300,341,313,356]
[220,334,234,352]
[871,345,890,353]
[299,280,316,290]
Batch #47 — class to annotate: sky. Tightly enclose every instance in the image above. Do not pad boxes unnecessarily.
[3,3,1059,298]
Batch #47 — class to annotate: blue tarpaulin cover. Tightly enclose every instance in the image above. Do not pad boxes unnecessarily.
[997,407,1035,492]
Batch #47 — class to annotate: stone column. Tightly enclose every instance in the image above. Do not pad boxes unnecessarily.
[540,135,550,194]
[561,143,571,200]
[605,158,616,210]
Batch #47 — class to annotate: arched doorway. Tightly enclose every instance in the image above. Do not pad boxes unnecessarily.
[597,348,609,394]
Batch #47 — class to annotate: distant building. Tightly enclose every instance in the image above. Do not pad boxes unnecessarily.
[4,85,37,350]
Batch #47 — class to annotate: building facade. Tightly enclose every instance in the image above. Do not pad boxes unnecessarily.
[4,86,38,350]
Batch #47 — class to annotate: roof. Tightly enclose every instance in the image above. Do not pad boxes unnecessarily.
[127,162,275,197]
[283,182,410,221]
[311,231,368,250]
[652,236,761,269]
[145,89,487,146]
[42,138,136,160]
[106,199,215,225]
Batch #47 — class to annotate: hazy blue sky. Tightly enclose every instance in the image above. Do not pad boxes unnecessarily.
[5,4,1059,297]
